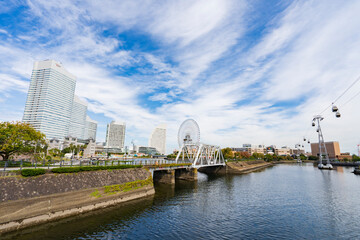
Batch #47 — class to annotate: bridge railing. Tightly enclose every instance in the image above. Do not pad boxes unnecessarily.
[1,158,192,171]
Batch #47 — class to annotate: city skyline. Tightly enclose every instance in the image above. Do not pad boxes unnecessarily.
[1,1,360,154]
[22,59,97,141]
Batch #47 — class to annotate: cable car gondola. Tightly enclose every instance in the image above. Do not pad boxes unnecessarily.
[336,111,341,118]
[332,104,338,112]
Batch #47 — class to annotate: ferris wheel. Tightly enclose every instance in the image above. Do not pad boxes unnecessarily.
[175,119,225,167]
[177,119,200,147]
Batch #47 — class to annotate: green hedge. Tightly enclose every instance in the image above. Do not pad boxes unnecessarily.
[21,168,46,177]
[51,165,142,174]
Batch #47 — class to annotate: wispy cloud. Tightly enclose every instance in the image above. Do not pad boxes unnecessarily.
[0,0,360,154]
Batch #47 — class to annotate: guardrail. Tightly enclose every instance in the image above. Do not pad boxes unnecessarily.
[1,159,189,172]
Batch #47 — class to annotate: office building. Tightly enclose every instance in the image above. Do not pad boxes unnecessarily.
[78,138,96,158]
[311,141,340,159]
[85,116,97,140]
[149,124,166,155]
[68,95,87,139]
[275,146,291,156]
[105,121,126,149]
[231,144,265,155]
[22,60,76,139]
[48,138,61,150]
[138,146,158,155]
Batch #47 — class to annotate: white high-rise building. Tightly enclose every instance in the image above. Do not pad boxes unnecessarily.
[23,60,76,139]
[68,95,87,139]
[149,124,166,155]
[85,116,98,140]
[105,121,126,149]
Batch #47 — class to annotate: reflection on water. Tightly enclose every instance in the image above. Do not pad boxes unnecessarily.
[5,163,360,240]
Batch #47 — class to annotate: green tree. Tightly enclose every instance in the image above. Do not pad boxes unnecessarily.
[167,154,177,159]
[352,154,360,162]
[49,148,61,157]
[221,148,234,159]
[61,147,71,154]
[264,154,274,162]
[308,155,318,160]
[252,152,264,159]
[0,121,46,161]
[234,151,250,159]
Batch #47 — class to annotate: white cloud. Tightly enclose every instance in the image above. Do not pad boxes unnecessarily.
[0,29,9,35]
[1,0,360,154]
[147,0,230,46]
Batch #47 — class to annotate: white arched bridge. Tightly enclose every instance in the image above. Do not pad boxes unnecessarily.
[175,142,225,168]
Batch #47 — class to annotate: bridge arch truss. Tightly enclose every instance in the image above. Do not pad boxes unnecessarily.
[175,143,225,168]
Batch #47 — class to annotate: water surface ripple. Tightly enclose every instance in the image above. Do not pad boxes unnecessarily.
[7,163,360,240]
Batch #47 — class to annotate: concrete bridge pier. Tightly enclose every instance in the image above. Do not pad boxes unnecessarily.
[152,168,198,184]
[175,168,198,181]
[153,169,175,184]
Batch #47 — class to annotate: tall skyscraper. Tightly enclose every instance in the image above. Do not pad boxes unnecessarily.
[23,60,76,139]
[68,95,87,139]
[149,124,166,155]
[105,121,126,149]
[85,116,98,140]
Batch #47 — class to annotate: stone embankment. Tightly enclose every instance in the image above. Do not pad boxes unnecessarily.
[226,160,273,173]
[0,168,154,234]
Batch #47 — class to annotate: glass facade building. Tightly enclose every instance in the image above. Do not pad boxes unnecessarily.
[149,124,166,154]
[68,95,88,139]
[85,115,98,140]
[23,60,76,139]
[105,121,126,149]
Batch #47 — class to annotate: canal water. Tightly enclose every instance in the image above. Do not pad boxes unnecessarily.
[6,163,360,240]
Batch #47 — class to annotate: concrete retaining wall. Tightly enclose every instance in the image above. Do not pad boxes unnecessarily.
[0,168,154,234]
[0,168,149,202]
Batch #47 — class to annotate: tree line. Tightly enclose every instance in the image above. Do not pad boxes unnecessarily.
[0,121,85,162]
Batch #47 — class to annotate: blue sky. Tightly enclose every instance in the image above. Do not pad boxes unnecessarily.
[1,0,360,154]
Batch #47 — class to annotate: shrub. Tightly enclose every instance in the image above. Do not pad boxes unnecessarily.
[21,168,46,177]
[51,165,142,174]
[308,155,318,160]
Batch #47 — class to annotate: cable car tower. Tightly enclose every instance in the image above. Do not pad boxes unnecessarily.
[295,144,302,163]
[312,115,333,170]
